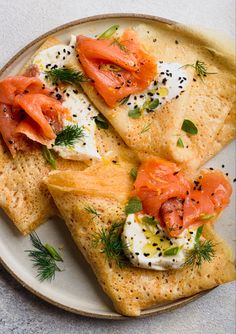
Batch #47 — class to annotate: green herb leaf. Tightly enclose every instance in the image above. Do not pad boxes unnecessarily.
[44,244,63,262]
[120,95,130,105]
[183,240,215,267]
[195,225,203,243]
[42,146,56,169]
[55,125,84,146]
[200,214,215,221]
[45,67,90,87]
[164,246,182,256]
[148,98,159,110]
[130,167,138,180]
[181,60,216,80]
[110,38,128,52]
[25,233,63,282]
[177,137,184,148]
[128,108,141,119]
[97,24,119,40]
[93,114,109,129]
[92,222,128,267]
[125,197,143,215]
[142,216,159,226]
[181,119,198,135]
[85,206,99,218]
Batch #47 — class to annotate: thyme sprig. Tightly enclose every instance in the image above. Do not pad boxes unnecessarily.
[25,233,63,282]
[92,222,128,267]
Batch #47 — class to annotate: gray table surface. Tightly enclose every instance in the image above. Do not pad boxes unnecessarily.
[0,0,235,333]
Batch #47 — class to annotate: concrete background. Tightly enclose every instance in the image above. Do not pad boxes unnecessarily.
[0,0,235,333]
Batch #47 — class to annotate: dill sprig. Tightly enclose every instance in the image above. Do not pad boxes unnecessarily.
[140,122,152,134]
[25,233,63,282]
[85,206,99,218]
[183,240,215,267]
[55,125,84,146]
[92,222,128,267]
[110,38,128,53]
[182,60,216,80]
[45,67,90,87]
[183,226,215,267]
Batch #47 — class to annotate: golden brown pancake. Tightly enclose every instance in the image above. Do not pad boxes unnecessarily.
[45,164,236,316]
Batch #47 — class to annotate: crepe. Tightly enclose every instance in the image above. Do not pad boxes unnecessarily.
[46,164,236,317]
[76,23,235,171]
[0,38,137,235]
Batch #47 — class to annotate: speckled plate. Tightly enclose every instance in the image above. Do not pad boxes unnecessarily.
[0,14,235,319]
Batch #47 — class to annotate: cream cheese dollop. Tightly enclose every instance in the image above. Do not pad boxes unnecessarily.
[122,213,197,270]
[127,62,189,114]
[33,35,100,161]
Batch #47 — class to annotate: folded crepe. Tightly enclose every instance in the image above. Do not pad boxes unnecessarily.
[46,163,235,317]
[0,37,137,235]
[74,23,235,170]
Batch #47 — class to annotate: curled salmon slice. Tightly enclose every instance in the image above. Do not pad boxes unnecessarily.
[0,76,67,155]
[0,76,51,105]
[133,159,232,237]
[14,94,65,140]
[0,103,30,155]
[76,29,157,107]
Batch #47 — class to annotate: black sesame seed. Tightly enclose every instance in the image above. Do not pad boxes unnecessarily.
[178,85,183,89]
[8,140,13,144]
[148,262,152,266]
[158,252,162,257]
[233,178,236,183]
[209,167,214,170]
[135,252,139,255]
[152,243,158,246]
[193,78,197,82]
[73,89,78,94]
[73,114,77,117]
[176,95,179,99]
[142,229,146,232]
[66,93,70,97]
[63,56,66,60]
[67,51,71,55]
[175,40,179,44]
[160,72,165,75]
[156,247,161,250]
[226,173,229,176]
[144,253,150,257]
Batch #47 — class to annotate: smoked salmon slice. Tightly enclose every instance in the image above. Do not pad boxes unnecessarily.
[133,159,232,237]
[76,29,157,107]
[0,76,67,155]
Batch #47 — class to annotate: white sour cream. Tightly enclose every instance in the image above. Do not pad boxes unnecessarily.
[33,35,100,161]
[122,213,197,270]
[126,62,189,114]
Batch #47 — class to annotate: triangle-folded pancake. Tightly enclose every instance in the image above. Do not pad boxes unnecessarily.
[0,37,138,235]
[46,164,235,317]
[75,23,235,170]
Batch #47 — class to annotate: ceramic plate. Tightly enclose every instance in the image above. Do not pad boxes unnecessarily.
[0,14,235,319]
